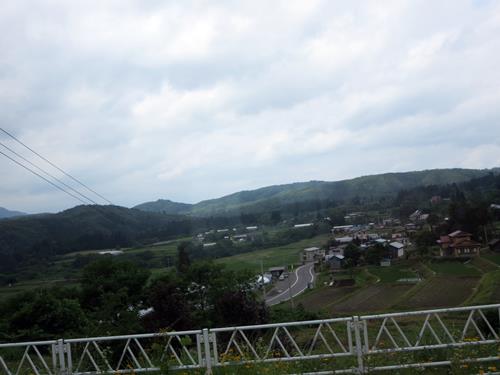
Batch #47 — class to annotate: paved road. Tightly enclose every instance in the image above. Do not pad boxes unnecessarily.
[265,262,315,306]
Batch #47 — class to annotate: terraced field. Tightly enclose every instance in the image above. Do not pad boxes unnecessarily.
[330,284,414,314]
[399,276,479,309]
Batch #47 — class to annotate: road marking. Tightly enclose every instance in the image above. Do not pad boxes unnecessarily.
[292,263,315,298]
[266,263,315,304]
[266,264,305,303]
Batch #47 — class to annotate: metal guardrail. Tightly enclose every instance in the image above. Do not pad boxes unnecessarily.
[1,303,500,374]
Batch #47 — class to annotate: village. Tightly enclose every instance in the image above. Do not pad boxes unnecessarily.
[258,203,500,306]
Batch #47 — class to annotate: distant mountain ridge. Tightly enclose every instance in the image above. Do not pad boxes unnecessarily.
[134,199,193,214]
[134,168,499,216]
[0,207,26,219]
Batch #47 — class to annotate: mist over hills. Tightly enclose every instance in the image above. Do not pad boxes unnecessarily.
[134,168,498,217]
[0,207,26,219]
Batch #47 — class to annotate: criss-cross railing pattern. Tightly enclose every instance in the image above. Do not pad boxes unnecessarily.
[210,317,354,366]
[361,305,500,353]
[1,304,500,374]
[64,330,203,374]
[0,340,59,375]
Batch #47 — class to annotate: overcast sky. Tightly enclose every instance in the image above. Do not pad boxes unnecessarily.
[1,0,500,213]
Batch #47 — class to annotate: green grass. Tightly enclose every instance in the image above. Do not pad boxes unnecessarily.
[215,234,329,273]
[467,270,500,305]
[483,253,500,266]
[428,261,481,277]
[366,265,417,283]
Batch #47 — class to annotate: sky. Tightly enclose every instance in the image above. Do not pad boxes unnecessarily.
[1,0,500,213]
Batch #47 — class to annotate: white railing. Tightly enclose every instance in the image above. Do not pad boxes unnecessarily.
[1,303,500,374]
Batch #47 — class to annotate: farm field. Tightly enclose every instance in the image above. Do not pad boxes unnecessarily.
[468,270,500,305]
[366,265,418,283]
[483,253,500,266]
[292,286,357,312]
[398,276,479,309]
[427,260,481,276]
[330,284,414,314]
[215,234,329,272]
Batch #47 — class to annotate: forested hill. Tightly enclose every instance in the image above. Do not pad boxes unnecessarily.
[0,207,26,219]
[134,199,193,214]
[0,205,207,273]
[135,168,498,216]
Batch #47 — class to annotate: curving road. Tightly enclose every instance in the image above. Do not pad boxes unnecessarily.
[265,262,315,306]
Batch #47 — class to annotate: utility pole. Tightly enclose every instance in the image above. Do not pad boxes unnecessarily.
[260,260,266,300]
[287,264,295,310]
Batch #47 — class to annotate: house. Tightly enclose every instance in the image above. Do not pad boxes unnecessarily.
[332,225,354,233]
[335,236,354,244]
[268,266,286,279]
[325,254,345,270]
[437,230,481,257]
[409,210,429,223]
[430,196,442,204]
[489,239,500,252]
[329,245,347,256]
[232,234,247,242]
[389,242,405,258]
[302,247,323,262]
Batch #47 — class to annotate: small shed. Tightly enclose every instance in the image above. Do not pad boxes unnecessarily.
[389,242,405,258]
[325,254,345,270]
[268,266,286,279]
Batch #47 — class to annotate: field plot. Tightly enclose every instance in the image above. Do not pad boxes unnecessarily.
[293,286,357,312]
[367,265,417,283]
[330,284,413,314]
[427,260,481,276]
[471,256,499,272]
[469,270,500,305]
[400,276,479,309]
[483,253,500,266]
[215,234,329,272]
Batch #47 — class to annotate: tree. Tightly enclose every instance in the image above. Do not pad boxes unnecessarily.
[214,290,268,327]
[80,258,150,335]
[143,274,193,331]
[4,289,88,340]
[176,242,191,273]
[343,244,361,268]
[365,245,386,265]
[81,258,150,308]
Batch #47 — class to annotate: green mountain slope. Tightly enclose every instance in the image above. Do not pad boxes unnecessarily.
[136,168,497,216]
[134,199,193,214]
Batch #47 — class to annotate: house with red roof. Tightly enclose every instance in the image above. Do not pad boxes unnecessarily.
[437,230,481,257]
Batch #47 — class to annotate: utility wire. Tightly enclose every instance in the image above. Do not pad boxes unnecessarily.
[0,149,89,205]
[0,127,113,205]
[0,141,99,205]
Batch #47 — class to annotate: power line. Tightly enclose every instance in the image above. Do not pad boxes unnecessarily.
[0,149,89,205]
[0,141,99,205]
[0,127,113,205]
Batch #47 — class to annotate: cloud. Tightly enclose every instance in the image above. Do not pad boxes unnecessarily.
[0,0,499,213]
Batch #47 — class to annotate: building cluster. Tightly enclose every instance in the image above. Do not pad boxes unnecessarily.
[196,226,259,247]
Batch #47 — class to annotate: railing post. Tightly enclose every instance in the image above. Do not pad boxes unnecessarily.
[57,339,67,375]
[203,328,212,374]
[352,317,365,374]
